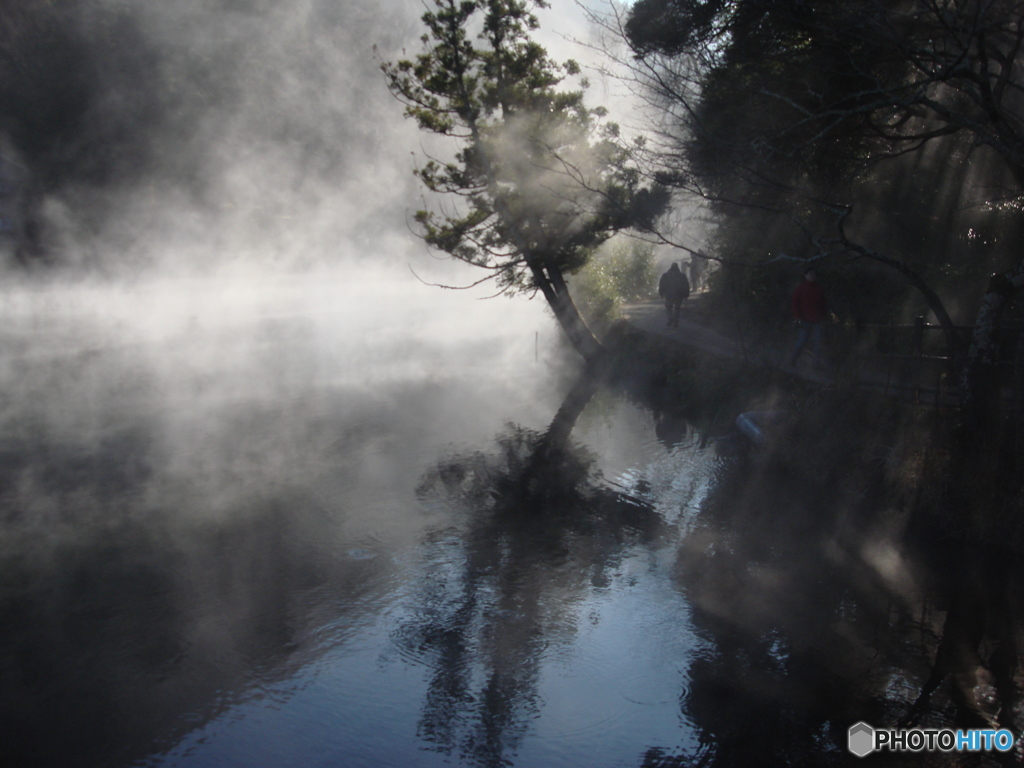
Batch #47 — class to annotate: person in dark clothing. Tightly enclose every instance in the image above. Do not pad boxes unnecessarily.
[659,262,690,328]
[789,267,827,368]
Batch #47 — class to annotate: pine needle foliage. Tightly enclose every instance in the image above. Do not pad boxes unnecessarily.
[383,0,668,357]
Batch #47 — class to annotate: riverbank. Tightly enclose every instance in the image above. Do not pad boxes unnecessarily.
[620,297,965,404]
[621,296,837,384]
[602,313,1024,554]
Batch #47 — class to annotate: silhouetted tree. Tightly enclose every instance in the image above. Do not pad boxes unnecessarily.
[622,0,1024,419]
[383,0,668,360]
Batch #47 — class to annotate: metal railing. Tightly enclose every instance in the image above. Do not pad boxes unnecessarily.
[834,317,1024,411]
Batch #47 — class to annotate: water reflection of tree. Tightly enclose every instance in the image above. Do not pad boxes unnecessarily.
[399,372,670,767]
[641,456,1024,767]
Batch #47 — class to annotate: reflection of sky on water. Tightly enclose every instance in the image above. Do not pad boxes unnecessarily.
[146,543,703,768]
[571,393,723,530]
[142,548,704,768]
[0,269,721,768]
[7,269,1012,768]
[122,329,719,768]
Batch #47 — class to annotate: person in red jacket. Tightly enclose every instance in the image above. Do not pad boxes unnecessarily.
[789,267,827,368]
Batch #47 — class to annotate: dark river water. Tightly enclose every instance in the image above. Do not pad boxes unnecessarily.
[1,271,1021,768]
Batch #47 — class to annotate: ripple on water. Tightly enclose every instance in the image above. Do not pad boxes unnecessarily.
[617,674,687,707]
[341,532,390,562]
[344,548,378,561]
[538,654,634,740]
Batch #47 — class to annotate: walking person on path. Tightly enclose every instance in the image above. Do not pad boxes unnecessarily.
[659,262,690,328]
[789,267,827,369]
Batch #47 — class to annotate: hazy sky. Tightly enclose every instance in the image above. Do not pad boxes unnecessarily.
[8,0,641,279]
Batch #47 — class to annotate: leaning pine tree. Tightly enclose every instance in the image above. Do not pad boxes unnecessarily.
[383,0,667,361]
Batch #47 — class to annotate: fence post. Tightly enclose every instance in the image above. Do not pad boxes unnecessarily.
[884,320,893,396]
[899,316,921,401]
[1015,328,1024,426]
[912,316,925,356]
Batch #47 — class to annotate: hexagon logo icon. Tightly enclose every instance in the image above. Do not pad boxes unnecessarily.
[848,722,875,757]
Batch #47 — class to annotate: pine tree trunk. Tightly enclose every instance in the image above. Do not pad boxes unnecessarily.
[528,260,604,362]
